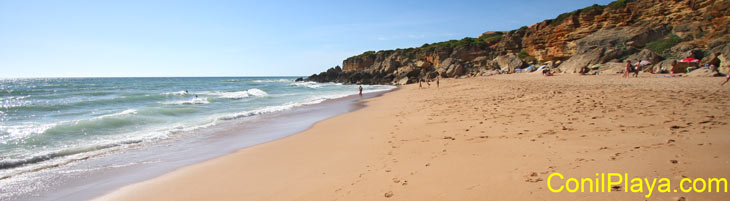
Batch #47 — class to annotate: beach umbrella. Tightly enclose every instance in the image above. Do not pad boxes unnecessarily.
[640,60,652,66]
[680,58,699,63]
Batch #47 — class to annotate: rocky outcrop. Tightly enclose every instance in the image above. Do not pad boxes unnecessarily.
[493,54,526,72]
[305,0,730,84]
[717,45,730,74]
[626,49,663,64]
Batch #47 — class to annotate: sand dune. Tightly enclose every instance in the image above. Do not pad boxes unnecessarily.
[96,74,730,201]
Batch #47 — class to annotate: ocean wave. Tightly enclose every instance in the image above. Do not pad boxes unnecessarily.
[42,113,152,138]
[0,123,58,142]
[217,103,300,121]
[1,109,146,144]
[289,81,345,89]
[290,81,323,88]
[198,89,268,99]
[0,141,134,170]
[161,90,189,96]
[252,79,292,83]
[1,94,170,112]
[94,109,137,120]
[160,97,210,105]
[137,107,200,117]
[215,85,396,121]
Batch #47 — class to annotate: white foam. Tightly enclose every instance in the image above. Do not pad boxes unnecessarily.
[252,79,291,83]
[161,97,210,105]
[290,81,323,88]
[0,123,58,142]
[162,91,188,96]
[199,89,268,99]
[217,103,300,121]
[94,109,137,120]
[246,88,268,97]
[215,85,396,122]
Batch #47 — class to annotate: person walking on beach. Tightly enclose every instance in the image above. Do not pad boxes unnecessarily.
[359,85,363,96]
[721,74,730,86]
[436,77,440,88]
[633,61,641,77]
[623,60,631,78]
[418,79,422,88]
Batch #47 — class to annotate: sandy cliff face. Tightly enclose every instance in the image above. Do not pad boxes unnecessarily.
[307,0,730,84]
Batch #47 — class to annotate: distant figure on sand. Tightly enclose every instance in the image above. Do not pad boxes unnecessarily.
[633,61,640,77]
[623,60,631,78]
[542,69,554,76]
[418,79,422,88]
[426,78,431,87]
[436,77,440,88]
[579,65,589,75]
[359,85,363,96]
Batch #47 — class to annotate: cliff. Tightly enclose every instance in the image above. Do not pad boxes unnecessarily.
[304,0,730,84]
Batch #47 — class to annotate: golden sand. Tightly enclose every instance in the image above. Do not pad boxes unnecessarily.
[96,74,730,201]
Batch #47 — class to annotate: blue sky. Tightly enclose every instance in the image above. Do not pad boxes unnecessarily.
[0,0,614,77]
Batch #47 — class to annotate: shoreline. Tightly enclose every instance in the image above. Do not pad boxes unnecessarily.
[96,74,730,200]
[10,88,393,201]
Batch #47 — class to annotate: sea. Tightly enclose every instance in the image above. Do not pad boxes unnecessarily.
[0,77,395,200]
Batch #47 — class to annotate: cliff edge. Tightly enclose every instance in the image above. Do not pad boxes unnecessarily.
[304,0,730,84]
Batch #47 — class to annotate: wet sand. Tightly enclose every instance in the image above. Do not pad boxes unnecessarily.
[95,74,730,200]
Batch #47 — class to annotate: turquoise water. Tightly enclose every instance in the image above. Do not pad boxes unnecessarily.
[0,77,394,182]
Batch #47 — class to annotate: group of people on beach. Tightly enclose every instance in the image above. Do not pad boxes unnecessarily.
[418,76,440,88]
[622,60,641,78]
[622,59,730,86]
[355,59,730,94]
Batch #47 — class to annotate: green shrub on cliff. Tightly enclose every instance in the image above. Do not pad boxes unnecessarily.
[552,12,573,25]
[608,0,636,9]
[550,3,610,25]
[582,4,606,12]
[518,50,530,59]
[361,51,376,57]
[478,32,503,43]
[646,34,682,55]
[420,36,489,52]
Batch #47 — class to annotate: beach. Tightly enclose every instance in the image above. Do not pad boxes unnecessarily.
[95,74,730,200]
[0,77,394,201]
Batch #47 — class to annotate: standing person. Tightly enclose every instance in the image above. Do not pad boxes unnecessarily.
[359,85,363,96]
[633,61,641,77]
[670,60,677,74]
[623,60,631,78]
[418,79,422,88]
[436,76,440,88]
[426,78,431,87]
